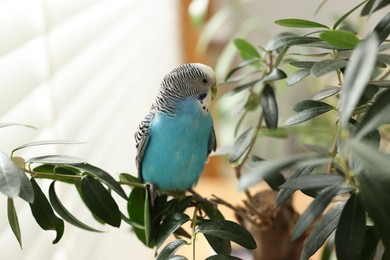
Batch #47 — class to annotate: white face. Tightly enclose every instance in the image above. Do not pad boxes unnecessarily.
[190,64,216,115]
[198,88,213,114]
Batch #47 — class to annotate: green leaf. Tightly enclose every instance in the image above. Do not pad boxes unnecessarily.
[349,141,390,249]
[346,120,381,160]
[275,18,329,29]
[377,52,390,62]
[361,0,390,16]
[286,69,311,86]
[333,0,368,29]
[300,41,340,50]
[356,88,390,139]
[357,84,379,107]
[238,154,311,190]
[274,46,289,67]
[32,164,80,184]
[289,61,316,69]
[17,170,34,203]
[263,69,287,82]
[276,167,314,206]
[0,151,24,197]
[119,173,142,184]
[200,201,225,221]
[335,193,366,260]
[174,227,191,240]
[168,196,193,214]
[225,58,260,82]
[311,87,340,101]
[25,155,85,165]
[291,185,341,240]
[349,139,390,173]
[374,11,390,44]
[72,163,127,199]
[262,84,278,129]
[266,35,321,51]
[204,234,232,255]
[7,198,22,248]
[12,140,85,154]
[49,181,102,232]
[80,176,121,227]
[227,78,262,96]
[285,102,333,125]
[29,178,64,244]
[281,174,351,198]
[234,38,260,60]
[225,70,260,85]
[280,174,345,190]
[251,156,285,191]
[301,201,345,260]
[156,239,188,260]
[128,187,151,247]
[196,220,256,250]
[205,255,242,260]
[263,171,286,191]
[339,33,379,128]
[292,100,333,112]
[229,127,255,164]
[155,212,190,248]
[320,30,360,49]
[310,59,347,77]
[360,227,380,260]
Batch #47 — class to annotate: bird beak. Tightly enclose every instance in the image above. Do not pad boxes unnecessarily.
[211,85,217,101]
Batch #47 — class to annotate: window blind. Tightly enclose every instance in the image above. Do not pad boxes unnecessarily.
[0,0,182,259]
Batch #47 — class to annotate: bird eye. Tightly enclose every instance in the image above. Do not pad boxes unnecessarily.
[202,78,208,84]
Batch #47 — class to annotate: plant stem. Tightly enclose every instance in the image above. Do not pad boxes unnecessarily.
[212,195,262,226]
[191,205,199,260]
[327,128,339,174]
[375,66,390,80]
[23,167,82,180]
[233,52,273,213]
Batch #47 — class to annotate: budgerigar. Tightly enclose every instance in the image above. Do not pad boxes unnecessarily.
[135,63,217,191]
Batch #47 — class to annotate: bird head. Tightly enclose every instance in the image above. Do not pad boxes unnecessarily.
[163,63,217,102]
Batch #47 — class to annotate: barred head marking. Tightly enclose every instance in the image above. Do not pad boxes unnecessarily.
[155,63,217,114]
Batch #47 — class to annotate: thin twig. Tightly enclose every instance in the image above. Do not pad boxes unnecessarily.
[22,167,82,180]
[191,205,199,260]
[211,195,261,227]
[375,66,390,80]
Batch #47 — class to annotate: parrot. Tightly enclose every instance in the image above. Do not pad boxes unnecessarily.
[134,63,217,191]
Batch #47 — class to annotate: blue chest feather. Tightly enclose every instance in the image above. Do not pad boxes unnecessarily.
[142,99,213,191]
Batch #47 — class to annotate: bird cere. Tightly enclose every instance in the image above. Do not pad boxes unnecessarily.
[135,63,217,191]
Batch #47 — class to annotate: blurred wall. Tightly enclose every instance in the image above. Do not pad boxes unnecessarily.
[0,1,182,259]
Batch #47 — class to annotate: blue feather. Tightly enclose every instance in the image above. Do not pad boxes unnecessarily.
[141,98,213,191]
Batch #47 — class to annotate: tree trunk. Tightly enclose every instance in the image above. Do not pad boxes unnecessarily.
[236,190,306,260]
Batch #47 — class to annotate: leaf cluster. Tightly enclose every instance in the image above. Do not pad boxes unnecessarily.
[127,185,256,259]
[224,1,390,259]
[0,124,256,259]
[0,135,132,247]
